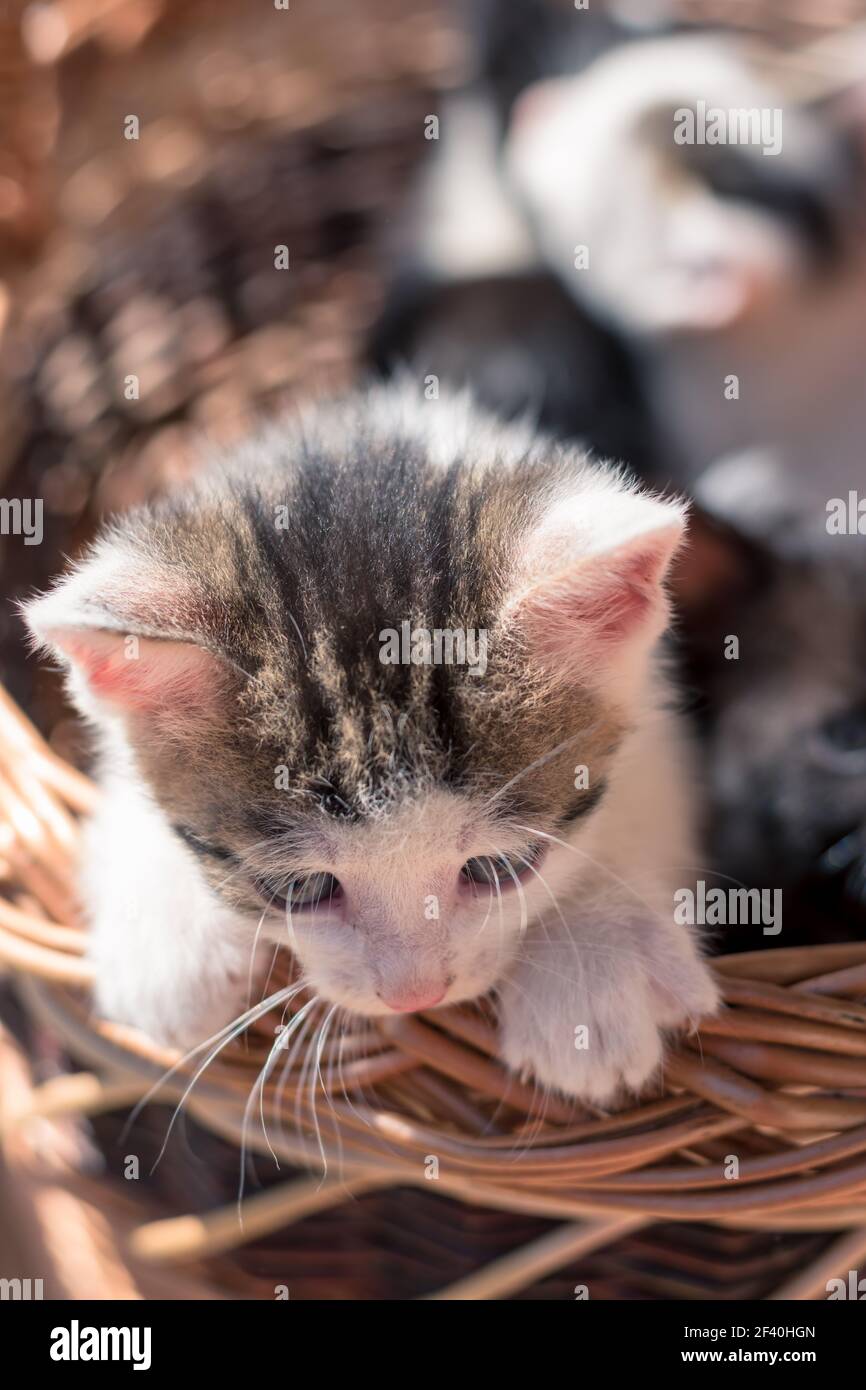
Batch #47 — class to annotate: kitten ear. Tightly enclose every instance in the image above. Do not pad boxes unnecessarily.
[507,486,686,684]
[29,624,225,717]
[22,549,232,720]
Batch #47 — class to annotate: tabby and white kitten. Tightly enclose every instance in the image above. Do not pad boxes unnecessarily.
[24,384,717,1102]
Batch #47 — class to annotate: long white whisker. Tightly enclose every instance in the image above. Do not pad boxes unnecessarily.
[274,1008,315,1149]
[246,890,279,1013]
[310,1005,338,1181]
[258,997,319,1169]
[122,980,307,1156]
[238,995,320,1220]
[295,1003,326,1165]
[480,727,600,812]
[257,995,315,1167]
[515,822,663,921]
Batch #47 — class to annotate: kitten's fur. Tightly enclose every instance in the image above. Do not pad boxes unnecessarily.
[25,383,716,1102]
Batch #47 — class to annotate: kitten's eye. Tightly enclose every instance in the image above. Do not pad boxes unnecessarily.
[259,872,342,912]
[460,848,539,890]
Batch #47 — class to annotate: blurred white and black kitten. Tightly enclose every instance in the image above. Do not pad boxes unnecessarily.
[504,21,866,482]
[375,4,866,907]
[24,383,716,1102]
[503,17,866,899]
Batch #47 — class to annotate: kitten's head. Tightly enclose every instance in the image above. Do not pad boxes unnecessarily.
[504,34,858,337]
[25,386,685,1018]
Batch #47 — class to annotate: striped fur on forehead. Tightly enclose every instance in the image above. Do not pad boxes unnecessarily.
[126,580,623,845]
[81,384,633,830]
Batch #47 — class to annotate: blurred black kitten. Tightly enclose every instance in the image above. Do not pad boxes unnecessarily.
[368,55,658,473]
[674,460,866,917]
[370,271,655,476]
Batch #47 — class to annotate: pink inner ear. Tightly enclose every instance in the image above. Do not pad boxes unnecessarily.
[575,552,658,645]
[55,629,223,713]
[517,526,681,667]
[524,566,649,663]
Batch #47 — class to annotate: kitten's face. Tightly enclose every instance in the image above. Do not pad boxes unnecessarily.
[505,36,851,337]
[110,589,622,1019]
[207,789,597,1017]
[26,386,682,1020]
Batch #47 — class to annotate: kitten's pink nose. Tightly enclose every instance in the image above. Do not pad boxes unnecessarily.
[379,985,447,1013]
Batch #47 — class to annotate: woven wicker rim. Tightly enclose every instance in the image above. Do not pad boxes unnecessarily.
[3,682,866,1256]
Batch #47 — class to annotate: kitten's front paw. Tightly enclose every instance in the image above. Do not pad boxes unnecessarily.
[498,937,718,1105]
[498,976,664,1105]
[645,936,721,1031]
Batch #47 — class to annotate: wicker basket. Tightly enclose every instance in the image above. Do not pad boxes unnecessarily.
[2,685,866,1300]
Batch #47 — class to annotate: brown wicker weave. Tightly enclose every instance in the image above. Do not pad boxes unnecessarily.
[2,683,866,1300]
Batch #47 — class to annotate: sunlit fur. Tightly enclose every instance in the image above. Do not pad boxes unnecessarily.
[25,383,717,1102]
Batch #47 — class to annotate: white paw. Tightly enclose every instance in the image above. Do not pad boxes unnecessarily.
[641,916,721,1030]
[497,931,719,1105]
[498,972,663,1104]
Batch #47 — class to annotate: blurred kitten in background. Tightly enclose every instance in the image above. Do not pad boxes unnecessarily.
[672,456,866,927]
[504,20,866,486]
[370,4,866,920]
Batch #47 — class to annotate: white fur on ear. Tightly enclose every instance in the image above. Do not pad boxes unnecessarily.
[23,544,228,722]
[507,485,686,685]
